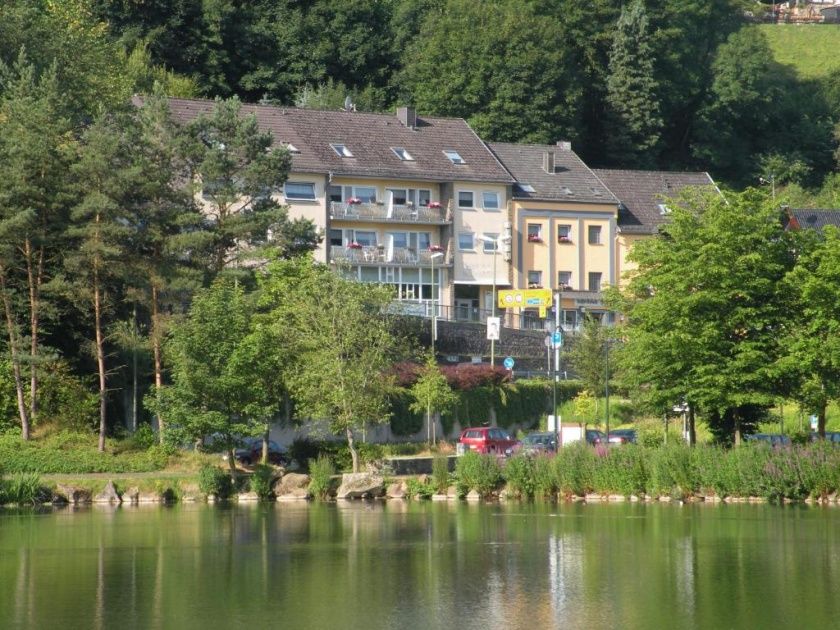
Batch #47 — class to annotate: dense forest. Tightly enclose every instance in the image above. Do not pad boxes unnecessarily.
[2,0,840,441]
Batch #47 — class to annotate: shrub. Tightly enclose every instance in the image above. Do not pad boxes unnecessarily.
[197,464,233,499]
[647,444,697,497]
[554,442,595,496]
[1,473,48,505]
[531,454,558,498]
[455,452,502,497]
[250,464,276,501]
[593,445,647,497]
[432,454,450,494]
[503,454,534,498]
[289,438,321,469]
[405,476,434,499]
[308,455,334,500]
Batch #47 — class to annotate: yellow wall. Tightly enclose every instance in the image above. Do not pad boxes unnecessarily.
[616,233,651,286]
[453,181,510,286]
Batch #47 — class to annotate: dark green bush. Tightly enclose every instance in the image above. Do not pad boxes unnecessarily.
[405,476,434,499]
[455,452,502,497]
[0,472,48,505]
[593,445,647,496]
[389,391,424,436]
[531,454,558,498]
[554,442,595,496]
[249,464,276,501]
[289,438,321,469]
[197,465,233,499]
[308,455,334,500]
[432,454,450,494]
[503,454,534,498]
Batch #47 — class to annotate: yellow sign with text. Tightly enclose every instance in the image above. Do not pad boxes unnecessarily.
[498,289,552,314]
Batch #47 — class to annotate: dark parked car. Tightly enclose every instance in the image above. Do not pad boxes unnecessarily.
[521,432,557,455]
[810,432,840,444]
[744,434,791,448]
[457,427,519,456]
[586,429,606,446]
[608,429,637,445]
[222,437,289,466]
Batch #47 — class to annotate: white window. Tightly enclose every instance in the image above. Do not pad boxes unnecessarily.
[284,182,316,200]
[387,188,408,205]
[557,224,572,242]
[458,191,474,209]
[353,186,377,203]
[330,143,354,158]
[458,232,475,251]
[588,225,602,245]
[482,191,500,210]
[391,147,414,161]
[444,150,465,164]
[527,270,543,288]
[527,224,542,242]
[588,272,602,292]
[328,185,343,203]
[482,233,499,253]
[558,271,572,288]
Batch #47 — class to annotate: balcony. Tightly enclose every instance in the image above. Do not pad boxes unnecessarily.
[329,201,451,225]
[330,245,452,266]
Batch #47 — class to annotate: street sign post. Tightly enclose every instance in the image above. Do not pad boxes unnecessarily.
[503,356,514,370]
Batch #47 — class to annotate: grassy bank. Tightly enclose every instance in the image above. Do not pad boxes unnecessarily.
[757,24,840,80]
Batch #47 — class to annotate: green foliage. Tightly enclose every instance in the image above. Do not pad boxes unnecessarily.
[592,445,648,497]
[405,476,434,500]
[502,454,535,499]
[431,454,450,494]
[0,472,47,505]
[454,452,502,497]
[308,455,334,500]
[409,355,458,441]
[388,391,424,437]
[197,464,233,499]
[553,442,595,496]
[604,0,662,167]
[0,431,169,474]
[573,390,598,428]
[37,360,99,432]
[647,444,696,497]
[531,455,558,499]
[249,464,276,501]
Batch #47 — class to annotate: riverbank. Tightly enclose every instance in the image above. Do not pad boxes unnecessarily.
[3,441,840,507]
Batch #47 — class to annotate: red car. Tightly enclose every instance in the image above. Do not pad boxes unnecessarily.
[457,427,519,456]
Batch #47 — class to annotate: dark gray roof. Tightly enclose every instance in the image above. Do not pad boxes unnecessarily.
[593,169,717,234]
[787,208,840,230]
[164,97,514,184]
[488,142,617,204]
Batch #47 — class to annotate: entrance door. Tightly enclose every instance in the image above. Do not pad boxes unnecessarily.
[455,299,475,321]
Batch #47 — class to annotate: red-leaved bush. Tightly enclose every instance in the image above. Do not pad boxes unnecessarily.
[440,363,510,390]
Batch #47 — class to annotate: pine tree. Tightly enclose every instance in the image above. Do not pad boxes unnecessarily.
[67,114,135,451]
[604,0,663,168]
[0,56,75,437]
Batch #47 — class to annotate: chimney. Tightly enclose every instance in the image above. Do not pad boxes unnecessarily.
[397,106,416,129]
[543,151,555,174]
[556,140,572,151]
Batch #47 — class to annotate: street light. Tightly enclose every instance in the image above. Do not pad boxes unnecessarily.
[430,251,444,355]
[475,234,508,366]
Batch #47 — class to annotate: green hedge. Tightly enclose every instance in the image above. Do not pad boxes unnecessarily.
[388,391,424,436]
[0,431,170,474]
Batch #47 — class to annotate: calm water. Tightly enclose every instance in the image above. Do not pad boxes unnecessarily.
[1,501,839,629]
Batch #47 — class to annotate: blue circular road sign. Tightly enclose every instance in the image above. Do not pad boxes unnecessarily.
[503,356,515,370]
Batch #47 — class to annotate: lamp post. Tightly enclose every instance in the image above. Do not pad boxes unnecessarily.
[430,251,444,355]
[476,235,505,366]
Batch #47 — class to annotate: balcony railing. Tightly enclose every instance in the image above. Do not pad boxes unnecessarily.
[331,245,452,266]
[329,201,451,224]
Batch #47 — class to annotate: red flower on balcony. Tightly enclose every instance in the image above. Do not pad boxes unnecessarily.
[558,236,571,243]
[348,197,362,205]
[429,245,444,252]
[428,201,443,209]
[527,234,542,243]
[348,242,363,249]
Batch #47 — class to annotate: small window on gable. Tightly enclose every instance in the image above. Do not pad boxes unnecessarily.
[392,147,414,161]
[444,150,465,164]
[331,143,354,158]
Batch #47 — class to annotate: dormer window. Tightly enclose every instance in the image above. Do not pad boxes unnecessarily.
[515,183,536,194]
[444,150,465,165]
[286,143,300,154]
[331,143,354,158]
[562,186,573,196]
[392,147,414,161]
[658,203,671,215]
